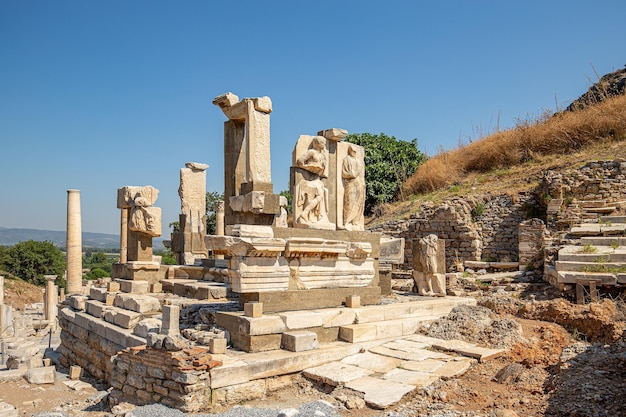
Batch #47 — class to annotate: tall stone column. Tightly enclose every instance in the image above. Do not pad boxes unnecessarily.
[66,189,83,295]
[0,276,4,305]
[215,201,225,260]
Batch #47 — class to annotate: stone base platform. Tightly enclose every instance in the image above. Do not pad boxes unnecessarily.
[217,296,475,353]
[238,286,381,312]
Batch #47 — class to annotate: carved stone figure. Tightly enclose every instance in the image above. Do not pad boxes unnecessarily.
[341,145,365,231]
[294,136,334,230]
[413,234,446,296]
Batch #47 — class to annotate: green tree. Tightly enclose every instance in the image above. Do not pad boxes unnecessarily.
[2,240,65,287]
[85,267,109,280]
[346,132,426,214]
[206,191,224,235]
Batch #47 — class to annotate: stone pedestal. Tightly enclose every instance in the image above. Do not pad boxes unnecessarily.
[66,189,83,295]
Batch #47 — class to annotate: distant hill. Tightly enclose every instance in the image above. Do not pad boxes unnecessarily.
[0,227,120,248]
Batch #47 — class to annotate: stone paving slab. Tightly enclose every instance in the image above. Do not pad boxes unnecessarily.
[370,345,453,361]
[434,358,475,379]
[303,362,373,387]
[382,368,439,387]
[400,358,445,373]
[345,376,416,409]
[341,351,403,373]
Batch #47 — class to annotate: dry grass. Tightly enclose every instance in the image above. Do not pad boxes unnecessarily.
[404,94,626,195]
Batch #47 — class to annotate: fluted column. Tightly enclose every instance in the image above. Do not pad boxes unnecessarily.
[66,189,83,294]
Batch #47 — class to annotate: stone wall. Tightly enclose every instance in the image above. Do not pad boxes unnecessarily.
[541,160,626,229]
[373,194,537,271]
[475,193,536,262]
[109,346,219,412]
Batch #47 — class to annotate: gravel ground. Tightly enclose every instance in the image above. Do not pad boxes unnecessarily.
[128,400,341,417]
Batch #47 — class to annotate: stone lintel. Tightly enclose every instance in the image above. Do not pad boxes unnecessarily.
[239,287,381,313]
[284,238,348,258]
[240,181,274,194]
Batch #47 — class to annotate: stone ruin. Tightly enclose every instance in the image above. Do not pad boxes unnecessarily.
[55,92,483,412]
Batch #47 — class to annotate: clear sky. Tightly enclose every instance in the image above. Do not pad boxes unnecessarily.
[0,0,623,236]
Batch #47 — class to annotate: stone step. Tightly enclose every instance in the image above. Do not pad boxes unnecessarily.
[580,200,607,208]
[583,206,616,214]
[555,260,626,272]
[161,279,230,300]
[579,236,626,246]
[338,315,442,343]
[556,271,618,285]
[599,216,626,223]
[558,245,626,262]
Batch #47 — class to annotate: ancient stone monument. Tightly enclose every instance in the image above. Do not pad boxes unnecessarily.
[171,162,209,265]
[412,234,446,296]
[113,185,162,280]
[212,92,282,227]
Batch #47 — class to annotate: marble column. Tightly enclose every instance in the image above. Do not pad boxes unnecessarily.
[215,201,225,260]
[66,189,83,295]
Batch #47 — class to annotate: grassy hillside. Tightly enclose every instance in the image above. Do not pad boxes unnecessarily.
[367,91,626,227]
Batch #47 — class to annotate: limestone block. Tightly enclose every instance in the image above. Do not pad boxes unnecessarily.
[345,295,360,308]
[281,331,319,352]
[239,315,286,336]
[67,295,87,311]
[85,300,108,318]
[103,308,142,329]
[434,358,474,379]
[229,195,244,212]
[133,318,161,338]
[230,256,290,293]
[105,293,116,306]
[318,308,356,328]
[107,281,120,292]
[89,287,107,302]
[243,191,266,213]
[279,311,324,330]
[284,238,347,257]
[209,338,227,354]
[339,324,377,343]
[244,302,263,318]
[161,305,180,337]
[114,293,161,313]
[290,257,375,289]
[25,367,55,384]
[380,237,405,264]
[150,283,162,293]
[117,185,159,209]
[118,280,149,294]
[317,128,348,141]
[252,96,272,113]
[69,365,82,380]
[226,225,274,238]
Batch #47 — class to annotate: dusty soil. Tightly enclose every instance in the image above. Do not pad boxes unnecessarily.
[3,278,44,310]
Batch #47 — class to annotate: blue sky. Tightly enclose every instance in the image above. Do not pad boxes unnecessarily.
[0,1,623,236]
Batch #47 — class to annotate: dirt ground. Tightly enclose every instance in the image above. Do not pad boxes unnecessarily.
[2,276,625,417]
